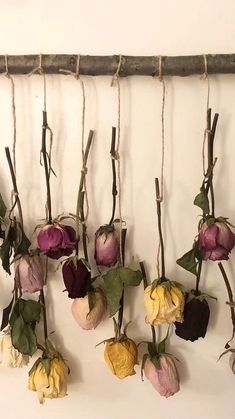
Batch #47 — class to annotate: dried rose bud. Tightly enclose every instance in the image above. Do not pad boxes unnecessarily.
[104,337,138,379]
[175,293,210,341]
[62,258,91,299]
[71,290,106,330]
[15,254,44,293]
[28,355,68,403]
[37,223,76,260]
[198,220,235,261]
[144,355,180,398]
[144,281,184,325]
[95,225,119,267]
[0,332,29,368]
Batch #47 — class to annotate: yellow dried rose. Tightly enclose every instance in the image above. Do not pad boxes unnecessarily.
[28,356,69,403]
[104,337,138,379]
[144,281,184,325]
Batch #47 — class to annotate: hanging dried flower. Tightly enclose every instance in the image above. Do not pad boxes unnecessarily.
[144,354,179,398]
[28,340,69,404]
[0,332,29,368]
[144,280,184,325]
[95,224,119,266]
[71,290,106,330]
[37,223,76,259]
[198,219,235,261]
[15,254,44,293]
[175,291,210,341]
[62,257,91,298]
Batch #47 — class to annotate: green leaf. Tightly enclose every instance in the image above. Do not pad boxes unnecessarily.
[103,267,143,317]
[194,189,209,214]
[14,222,31,256]
[1,296,14,331]
[0,193,6,219]
[20,300,42,323]
[119,267,143,287]
[176,248,198,275]
[87,291,96,313]
[11,315,37,356]
[103,270,123,317]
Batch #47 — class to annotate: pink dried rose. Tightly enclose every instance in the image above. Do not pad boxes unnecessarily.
[144,355,180,398]
[71,290,106,330]
[15,255,44,293]
[198,220,235,261]
[95,225,119,267]
[37,223,76,260]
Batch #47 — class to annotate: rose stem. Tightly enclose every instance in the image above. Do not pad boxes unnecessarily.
[207,109,219,217]
[109,127,117,225]
[5,147,24,302]
[155,178,165,279]
[218,262,235,347]
[139,261,157,347]
[5,147,23,227]
[76,129,94,253]
[196,110,218,293]
[39,288,48,341]
[41,111,52,223]
[118,228,127,331]
[79,191,89,262]
[195,259,202,295]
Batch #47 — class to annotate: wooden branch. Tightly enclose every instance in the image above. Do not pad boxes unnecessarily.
[1,54,235,76]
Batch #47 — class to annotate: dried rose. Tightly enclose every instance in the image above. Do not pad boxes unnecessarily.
[37,223,76,260]
[104,337,138,379]
[62,258,91,298]
[15,254,44,293]
[175,292,210,341]
[28,355,68,403]
[0,332,29,368]
[71,290,106,330]
[95,224,119,266]
[144,355,179,398]
[198,220,235,261]
[144,281,184,325]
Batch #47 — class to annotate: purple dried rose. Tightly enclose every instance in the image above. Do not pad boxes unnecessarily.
[175,292,210,341]
[198,220,235,261]
[62,258,91,299]
[144,355,180,398]
[95,225,119,267]
[15,254,44,293]
[37,223,76,260]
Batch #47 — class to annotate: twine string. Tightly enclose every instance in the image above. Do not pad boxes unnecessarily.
[111,55,123,266]
[28,54,54,218]
[59,55,89,222]
[155,56,166,278]
[4,55,17,176]
[201,54,211,176]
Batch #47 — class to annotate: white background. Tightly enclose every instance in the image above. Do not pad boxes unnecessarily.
[0,1,235,418]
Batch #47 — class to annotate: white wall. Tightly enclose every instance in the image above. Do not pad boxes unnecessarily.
[0,1,235,418]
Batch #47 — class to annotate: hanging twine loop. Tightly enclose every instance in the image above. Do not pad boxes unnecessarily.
[111,55,123,265]
[4,55,17,176]
[154,56,166,278]
[60,55,89,223]
[201,54,211,176]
